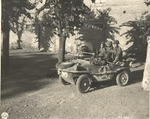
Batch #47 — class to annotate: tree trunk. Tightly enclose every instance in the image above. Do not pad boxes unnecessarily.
[2,18,10,67]
[142,38,150,91]
[58,35,66,63]
[38,24,41,50]
[17,37,22,49]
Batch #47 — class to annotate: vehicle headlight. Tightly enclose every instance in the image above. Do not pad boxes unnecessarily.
[61,72,68,78]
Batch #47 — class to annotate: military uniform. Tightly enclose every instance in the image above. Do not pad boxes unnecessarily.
[105,41,114,62]
[112,40,123,64]
[113,46,122,63]
[91,42,107,66]
[98,47,106,58]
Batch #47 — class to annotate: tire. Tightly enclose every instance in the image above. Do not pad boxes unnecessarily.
[56,62,75,69]
[116,70,130,86]
[76,75,91,93]
[59,76,70,85]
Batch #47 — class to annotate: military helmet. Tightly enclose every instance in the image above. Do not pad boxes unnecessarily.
[113,40,119,44]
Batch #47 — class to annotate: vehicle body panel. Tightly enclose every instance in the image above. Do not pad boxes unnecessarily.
[58,60,130,84]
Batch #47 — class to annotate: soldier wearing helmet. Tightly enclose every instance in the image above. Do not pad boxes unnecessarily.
[105,41,113,62]
[90,41,106,65]
[98,41,106,58]
[95,41,107,66]
[112,40,123,64]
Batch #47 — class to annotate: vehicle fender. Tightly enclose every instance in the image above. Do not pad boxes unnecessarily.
[108,67,130,81]
[116,68,131,76]
[116,67,130,72]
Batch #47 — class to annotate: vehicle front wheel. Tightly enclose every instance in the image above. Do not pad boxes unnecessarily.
[116,70,130,86]
[76,75,91,93]
[59,76,70,85]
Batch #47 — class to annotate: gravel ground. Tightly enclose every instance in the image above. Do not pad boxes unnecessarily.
[1,50,149,119]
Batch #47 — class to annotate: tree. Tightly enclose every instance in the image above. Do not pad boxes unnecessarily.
[34,12,54,52]
[2,0,35,66]
[145,0,150,6]
[78,8,119,51]
[10,16,26,49]
[120,11,150,61]
[142,0,150,91]
[37,0,90,63]
[96,8,120,41]
[78,10,103,51]
[142,36,150,91]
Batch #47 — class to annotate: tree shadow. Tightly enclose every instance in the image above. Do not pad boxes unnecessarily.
[88,80,116,93]
[1,51,58,100]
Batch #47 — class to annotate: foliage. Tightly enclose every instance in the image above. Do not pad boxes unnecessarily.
[36,0,90,62]
[37,0,90,37]
[10,16,25,34]
[144,0,150,6]
[78,8,119,51]
[2,0,36,67]
[120,12,150,48]
[96,8,120,41]
[33,11,55,51]
[2,0,35,30]
[120,11,150,61]
[10,16,26,49]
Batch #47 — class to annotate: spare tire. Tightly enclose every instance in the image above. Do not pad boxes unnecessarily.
[56,62,75,69]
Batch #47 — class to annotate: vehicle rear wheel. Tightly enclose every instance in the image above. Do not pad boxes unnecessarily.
[76,75,91,93]
[116,70,129,86]
[59,76,70,85]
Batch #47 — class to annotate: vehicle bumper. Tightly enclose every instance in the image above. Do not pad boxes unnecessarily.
[58,69,76,84]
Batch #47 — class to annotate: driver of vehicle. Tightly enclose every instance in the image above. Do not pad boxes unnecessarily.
[96,42,107,65]
[90,42,107,66]
[98,41,106,58]
[112,40,123,64]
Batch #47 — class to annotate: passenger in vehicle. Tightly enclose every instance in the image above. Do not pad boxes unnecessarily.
[98,41,106,58]
[112,40,123,64]
[105,41,114,62]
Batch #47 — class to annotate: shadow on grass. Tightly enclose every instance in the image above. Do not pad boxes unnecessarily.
[1,51,58,100]
[89,80,116,93]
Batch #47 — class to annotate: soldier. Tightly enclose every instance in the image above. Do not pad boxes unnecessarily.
[98,41,106,58]
[90,42,107,66]
[112,40,123,64]
[105,41,113,62]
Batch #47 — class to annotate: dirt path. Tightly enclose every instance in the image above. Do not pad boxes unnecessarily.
[1,50,149,119]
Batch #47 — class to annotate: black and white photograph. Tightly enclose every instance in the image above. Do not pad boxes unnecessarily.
[1,0,150,119]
